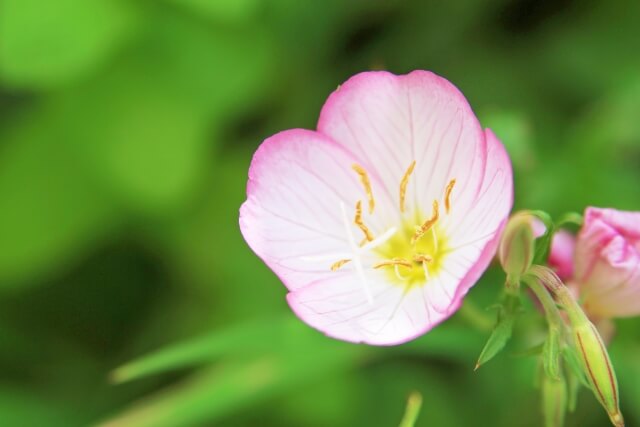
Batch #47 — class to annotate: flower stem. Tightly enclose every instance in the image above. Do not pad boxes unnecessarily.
[522,275,564,331]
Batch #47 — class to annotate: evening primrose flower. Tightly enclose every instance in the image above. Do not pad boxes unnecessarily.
[239,71,513,345]
[574,207,640,318]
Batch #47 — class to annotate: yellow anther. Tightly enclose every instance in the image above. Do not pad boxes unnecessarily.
[444,178,456,214]
[354,200,374,242]
[352,164,375,214]
[330,259,351,271]
[399,160,416,213]
[413,254,433,264]
[412,200,439,244]
[373,257,413,269]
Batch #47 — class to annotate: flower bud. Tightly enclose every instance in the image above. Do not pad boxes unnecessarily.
[571,321,624,427]
[498,212,536,285]
[542,375,567,427]
[528,266,625,427]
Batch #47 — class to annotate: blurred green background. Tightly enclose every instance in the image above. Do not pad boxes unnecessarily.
[1,0,639,426]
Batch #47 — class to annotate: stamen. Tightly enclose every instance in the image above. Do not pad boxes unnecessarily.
[373,258,413,269]
[413,254,433,263]
[330,259,351,271]
[352,164,375,214]
[414,253,433,280]
[339,201,373,304]
[354,200,374,242]
[399,160,416,213]
[411,200,439,244]
[444,178,456,214]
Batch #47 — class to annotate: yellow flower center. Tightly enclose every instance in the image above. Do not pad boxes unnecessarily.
[330,161,455,289]
[374,218,449,287]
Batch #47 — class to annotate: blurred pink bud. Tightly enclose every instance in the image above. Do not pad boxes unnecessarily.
[575,207,640,318]
[531,219,576,281]
[548,230,576,281]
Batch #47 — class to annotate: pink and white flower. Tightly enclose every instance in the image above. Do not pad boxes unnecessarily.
[239,71,513,345]
[574,207,640,318]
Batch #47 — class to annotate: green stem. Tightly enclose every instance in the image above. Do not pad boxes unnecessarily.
[398,391,423,427]
[522,275,564,331]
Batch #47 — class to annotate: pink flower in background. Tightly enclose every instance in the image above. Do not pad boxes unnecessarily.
[531,218,575,281]
[573,208,640,318]
[548,229,576,281]
[239,71,513,345]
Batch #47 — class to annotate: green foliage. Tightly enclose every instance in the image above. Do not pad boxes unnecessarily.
[475,293,521,369]
[0,1,639,426]
[0,0,135,88]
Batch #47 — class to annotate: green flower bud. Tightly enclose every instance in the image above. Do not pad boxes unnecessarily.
[572,321,624,427]
[498,212,536,285]
[542,375,567,427]
[529,266,624,427]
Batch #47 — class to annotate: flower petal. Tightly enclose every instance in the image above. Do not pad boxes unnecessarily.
[242,71,514,345]
[582,235,640,317]
[318,70,487,217]
[442,129,513,304]
[240,129,394,291]
[574,208,640,284]
[584,208,640,241]
[287,270,440,345]
[575,207,640,317]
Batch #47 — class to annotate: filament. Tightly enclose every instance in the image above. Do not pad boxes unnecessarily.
[373,258,413,269]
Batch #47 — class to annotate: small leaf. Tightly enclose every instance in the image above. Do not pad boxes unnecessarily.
[475,293,521,369]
